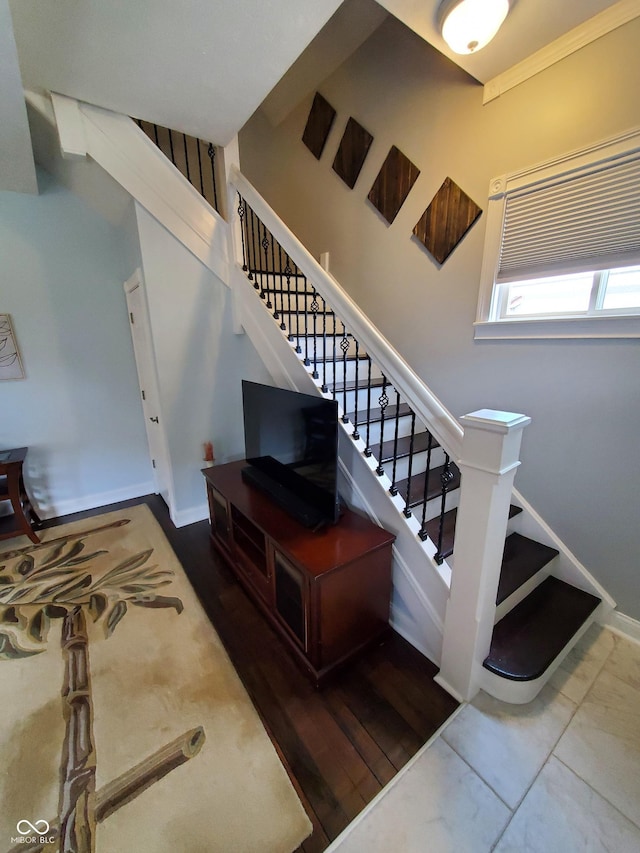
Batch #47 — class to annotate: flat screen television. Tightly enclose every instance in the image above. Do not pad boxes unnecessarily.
[241,380,340,530]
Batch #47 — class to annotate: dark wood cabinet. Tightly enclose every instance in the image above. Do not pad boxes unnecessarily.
[203,461,395,684]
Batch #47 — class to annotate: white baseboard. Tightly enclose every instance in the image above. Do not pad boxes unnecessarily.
[171,503,209,528]
[606,610,640,645]
[40,481,156,520]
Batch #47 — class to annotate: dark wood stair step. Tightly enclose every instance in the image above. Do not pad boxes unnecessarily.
[380,431,440,463]
[332,378,385,394]
[347,402,412,426]
[497,533,559,605]
[421,505,522,560]
[395,462,461,507]
[483,576,600,682]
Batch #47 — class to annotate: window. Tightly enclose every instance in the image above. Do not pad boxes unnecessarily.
[476,127,640,339]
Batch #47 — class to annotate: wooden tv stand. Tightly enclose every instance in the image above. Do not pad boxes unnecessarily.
[203,460,395,685]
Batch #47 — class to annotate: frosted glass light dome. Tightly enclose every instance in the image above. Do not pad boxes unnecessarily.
[440,0,510,55]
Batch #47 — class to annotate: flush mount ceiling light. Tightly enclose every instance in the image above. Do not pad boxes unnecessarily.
[438,0,510,55]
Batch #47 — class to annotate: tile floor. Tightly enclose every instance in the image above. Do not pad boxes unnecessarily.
[327,624,640,852]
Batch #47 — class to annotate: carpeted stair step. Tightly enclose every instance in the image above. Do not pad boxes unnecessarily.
[483,576,601,681]
[497,533,559,605]
[421,505,522,560]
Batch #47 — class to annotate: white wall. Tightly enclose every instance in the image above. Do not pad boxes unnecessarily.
[240,17,640,619]
[134,205,272,525]
[0,168,153,516]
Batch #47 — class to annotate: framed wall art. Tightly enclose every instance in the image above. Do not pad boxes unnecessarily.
[0,314,25,380]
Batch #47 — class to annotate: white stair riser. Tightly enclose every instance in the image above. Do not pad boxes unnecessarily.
[292,335,360,359]
[311,359,381,386]
[379,446,449,486]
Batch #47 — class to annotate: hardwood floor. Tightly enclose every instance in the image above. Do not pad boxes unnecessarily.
[41,495,459,851]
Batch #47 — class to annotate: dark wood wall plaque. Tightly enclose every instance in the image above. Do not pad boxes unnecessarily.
[368,146,420,224]
[332,117,374,189]
[413,177,482,264]
[302,93,337,160]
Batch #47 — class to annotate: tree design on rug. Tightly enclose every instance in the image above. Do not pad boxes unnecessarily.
[0,518,198,853]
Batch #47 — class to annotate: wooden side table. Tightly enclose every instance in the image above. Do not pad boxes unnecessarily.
[0,447,41,544]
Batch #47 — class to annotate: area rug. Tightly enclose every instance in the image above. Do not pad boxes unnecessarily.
[0,505,312,852]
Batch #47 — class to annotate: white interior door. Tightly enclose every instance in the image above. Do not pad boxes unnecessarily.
[124,268,173,511]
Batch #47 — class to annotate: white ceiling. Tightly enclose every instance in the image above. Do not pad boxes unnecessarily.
[378,0,627,83]
[3,0,632,195]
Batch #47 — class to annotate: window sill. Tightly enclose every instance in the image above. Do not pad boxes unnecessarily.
[473,314,640,340]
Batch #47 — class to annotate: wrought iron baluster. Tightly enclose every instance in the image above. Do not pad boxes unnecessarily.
[302,276,310,365]
[403,411,417,517]
[376,377,389,475]
[153,124,160,146]
[321,296,328,392]
[237,194,248,273]
[309,288,319,378]
[196,138,205,196]
[389,389,401,495]
[270,228,278,321]
[207,143,219,213]
[435,455,455,564]
[332,322,337,402]
[182,132,191,183]
[352,340,360,440]
[277,244,287,331]
[419,432,435,540]
[364,356,373,457]
[284,255,294,339]
[167,128,176,166]
[251,209,262,292]
[261,224,272,309]
[245,203,255,282]
[340,324,350,423]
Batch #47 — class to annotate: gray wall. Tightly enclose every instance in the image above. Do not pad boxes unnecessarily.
[135,205,272,523]
[240,17,640,618]
[1,168,152,515]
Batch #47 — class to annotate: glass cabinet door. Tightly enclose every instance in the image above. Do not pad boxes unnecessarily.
[208,485,230,546]
[274,551,307,650]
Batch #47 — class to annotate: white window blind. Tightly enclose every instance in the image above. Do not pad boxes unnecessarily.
[497,152,640,283]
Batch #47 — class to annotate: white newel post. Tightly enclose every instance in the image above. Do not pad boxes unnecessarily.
[436,409,531,702]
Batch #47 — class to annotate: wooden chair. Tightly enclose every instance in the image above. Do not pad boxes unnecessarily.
[0,447,41,544]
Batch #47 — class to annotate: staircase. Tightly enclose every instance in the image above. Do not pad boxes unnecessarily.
[232,213,604,702]
[43,95,614,705]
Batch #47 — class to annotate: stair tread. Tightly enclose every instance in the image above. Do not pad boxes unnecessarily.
[347,402,412,426]
[396,462,461,507]
[333,378,385,393]
[483,576,600,682]
[381,431,440,463]
[422,504,522,558]
[497,533,559,605]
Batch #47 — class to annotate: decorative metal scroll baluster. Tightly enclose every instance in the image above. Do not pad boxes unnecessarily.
[340,324,350,423]
[332,326,337,401]
[245,203,255,283]
[311,289,319,379]
[364,357,373,457]
[376,377,389,476]
[389,389,401,495]
[352,341,360,440]
[261,225,272,309]
[403,411,417,517]
[207,143,219,214]
[237,194,248,273]
[419,433,435,539]
[284,257,294,340]
[434,455,455,563]
[302,277,310,366]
